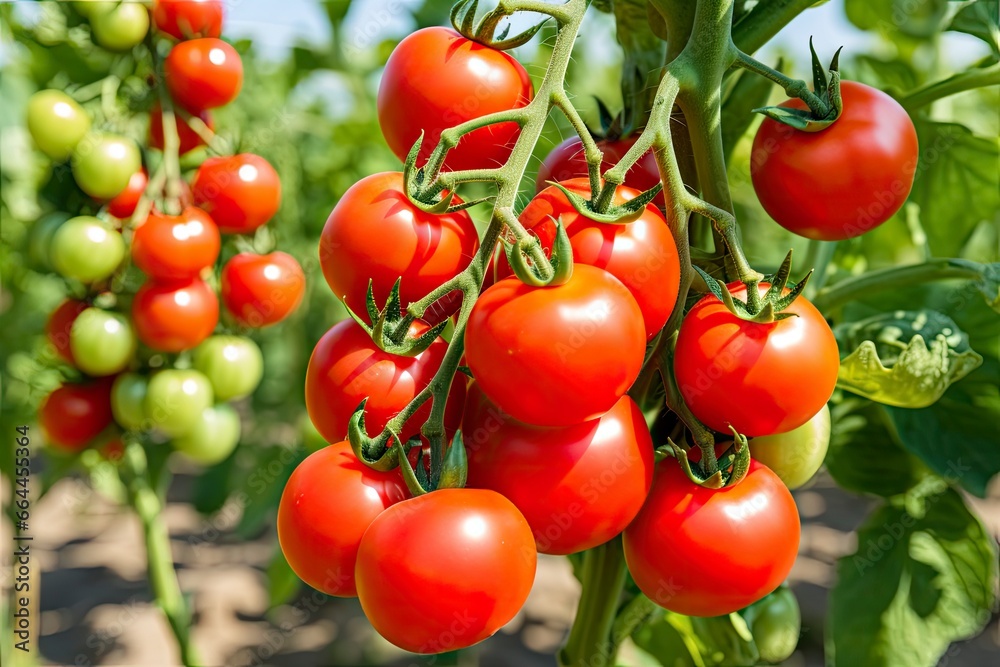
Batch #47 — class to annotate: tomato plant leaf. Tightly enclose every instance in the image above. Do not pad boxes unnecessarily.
[633,610,760,667]
[947,0,1000,56]
[845,0,950,39]
[267,547,301,609]
[828,486,998,667]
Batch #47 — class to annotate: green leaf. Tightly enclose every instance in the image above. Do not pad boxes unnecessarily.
[267,547,303,608]
[828,487,998,667]
[633,610,760,667]
[852,55,921,96]
[845,0,950,39]
[613,0,666,132]
[947,0,1000,56]
[721,65,776,160]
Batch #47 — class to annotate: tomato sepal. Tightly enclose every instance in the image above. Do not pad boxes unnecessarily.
[345,279,446,357]
[451,0,549,50]
[435,431,469,490]
[753,42,844,132]
[693,251,812,323]
[504,217,575,287]
[546,180,662,225]
[347,399,400,471]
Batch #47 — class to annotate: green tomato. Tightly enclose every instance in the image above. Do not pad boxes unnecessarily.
[26,90,91,161]
[70,308,136,376]
[90,2,149,51]
[299,412,328,453]
[27,211,72,269]
[192,335,264,401]
[50,216,125,283]
[749,404,830,490]
[145,370,214,437]
[112,373,148,431]
[71,132,141,199]
[172,404,241,465]
[73,1,116,18]
[747,586,801,664]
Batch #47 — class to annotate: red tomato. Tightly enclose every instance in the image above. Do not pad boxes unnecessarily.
[319,172,479,325]
[751,81,919,240]
[377,27,533,172]
[305,319,465,444]
[132,277,218,352]
[536,136,664,204]
[164,38,242,111]
[149,102,213,155]
[498,178,679,338]
[131,207,220,281]
[191,154,281,234]
[624,456,800,617]
[39,379,114,452]
[464,383,653,555]
[153,0,224,40]
[355,488,537,653]
[106,169,147,218]
[46,299,89,364]
[465,265,645,427]
[277,441,408,597]
[220,252,304,327]
[674,282,838,437]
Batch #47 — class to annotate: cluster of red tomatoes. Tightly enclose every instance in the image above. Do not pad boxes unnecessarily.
[30,0,304,464]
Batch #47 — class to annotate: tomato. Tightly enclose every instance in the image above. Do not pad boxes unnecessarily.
[26,90,91,161]
[111,372,148,431]
[305,319,465,444]
[106,169,147,219]
[39,379,114,452]
[355,488,537,653]
[46,299,89,364]
[192,335,263,401]
[624,456,800,617]
[535,136,663,204]
[465,265,645,427]
[498,178,679,338]
[71,133,142,199]
[149,102,213,155]
[89,1,149,51]
[377,27,533,172]
[69,308,136,377]
[50,216,125,283]
[464,383,653,555]
[164,38,242,111]
[278,441,408,597]
[319,172,478,324]
[171,404,240,464]
[750,404,830,489]
[220,252,304,327]
[73,1,115,18]
[674,283,838,437]
[191,153,280,233]
[153,0,224,40]
[747,586,801,664]
[132,277,219,352]
[751,81,919,240]
[144,369,213,437]
[131,207,220,281]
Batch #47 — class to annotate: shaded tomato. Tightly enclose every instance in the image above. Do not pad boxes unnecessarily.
[39,379,114,452]
[153,0,224,40]
[751,81,918,240]
[749,404,831,490]
[464,383,653,555]
[131,277,219,352]
[465,265,645,427]
[355,488,536,653]
[191,153,280,233]
[164,38,242,111]
[131,207,221,281]
[105,169,147,219]
[46,299,89,364]
[319,171,478,325]
[277,441,408,597]
[624,456,800,617]
[535,135,664,204]
[149,102,213,155]
[220,252,304,327]
[377,27,532,171]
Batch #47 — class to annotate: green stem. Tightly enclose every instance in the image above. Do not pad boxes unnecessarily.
[899,62,1000,111]
[552,90,604,196]
[731,0,816,55]
[610,594,659,650]
[803,239,838,299]
[733,49,828,116]
[559,539,629,667]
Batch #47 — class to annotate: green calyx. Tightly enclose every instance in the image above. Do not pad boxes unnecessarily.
[662,432,751,489]
[345,279,446,357]
[347,400,399,471]
[393,431,469,497]
[549,179,662,223]
[402,133,490,214]
[505,216,575,286]
[694,250,812,323]
[754,39,844,132]
[451,0,549,50]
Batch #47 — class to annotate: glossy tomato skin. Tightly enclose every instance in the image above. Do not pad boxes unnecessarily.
[751,81,918,241]
[191,154,280,233]
[132,207,221,281]
[464,383,653,555]
[305,319,465,444]
[220,252,304,327]
[165,38,242,111]
[149,102,213,155]
[39,379,114,452]
[377,27,532,172]
[465,265,645,427]
[750,404,831,489]
[355,488,537,653]
[536,136,663,203]
[278,441,408,597]
[47,299,89,364]
[153,0,224,40]
[132,277,219,352]
[71,133,142,200]
[501,178,679,339]
[624,457,800,617]
[106,169,147,219]
[674,283,838,437]
[319,172,478,325]
[26,90,91,161]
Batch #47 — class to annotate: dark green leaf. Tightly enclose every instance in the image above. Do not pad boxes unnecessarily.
[947,0,1000,55]
[845,0,950,39]
[852,55,921,95]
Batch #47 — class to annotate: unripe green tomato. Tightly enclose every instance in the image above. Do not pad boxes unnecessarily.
[171,404,241,465]
[70,308,136,376]
[749,586,801,664]
[50,216,125,283]
[27,211,72,269]
[90,2,149,51]
[144,369,214,437]
[192,335,263,401]
[299,412,328,453]
[749,404,831,489]
[112,372,148,431]
[71,132,141,199]
[26,90,91,161]
[74,1,116,18]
